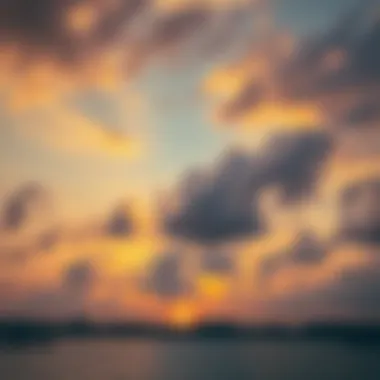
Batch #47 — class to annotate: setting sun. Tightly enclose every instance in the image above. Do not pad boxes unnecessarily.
[168,300,198,329]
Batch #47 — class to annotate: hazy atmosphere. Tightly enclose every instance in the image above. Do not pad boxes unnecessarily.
[1,0,380,329]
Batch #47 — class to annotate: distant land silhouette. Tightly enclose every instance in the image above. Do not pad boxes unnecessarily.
[1,319,380,348]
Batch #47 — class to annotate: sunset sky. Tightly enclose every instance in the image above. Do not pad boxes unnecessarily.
[0,0,380,326]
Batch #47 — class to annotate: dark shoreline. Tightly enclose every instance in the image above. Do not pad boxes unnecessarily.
[1,319,380,347]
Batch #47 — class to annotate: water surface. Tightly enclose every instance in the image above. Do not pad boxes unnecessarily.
[1,340,380,380]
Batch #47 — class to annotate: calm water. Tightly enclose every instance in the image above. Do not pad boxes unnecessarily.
[1,340,380,380]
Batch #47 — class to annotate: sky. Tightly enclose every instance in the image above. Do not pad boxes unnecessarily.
[0,0,380,327]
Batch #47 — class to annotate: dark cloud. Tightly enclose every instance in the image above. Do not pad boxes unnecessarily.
[164,130,331,244]
[343,98,380,127]
[214,1,380,130]
[201,250,234,274]
[164,149,263,244]
[339,178,380,245]
[288,234,327,264]
[257,131,332,201]
[1,182,49,230]
[283,1,380,102]
[0,0,73,55]
[0,0,149,64]
[0,0,256,80]
[63,260,95,291]
[259,232,327,279]
[105,204,133,237]
[144,253,190,298]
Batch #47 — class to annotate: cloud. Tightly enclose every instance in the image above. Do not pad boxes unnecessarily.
[1,182,49,231]
[258,232,327,280]
[15,260,97,318]
[144,252,191,298]
[0,229,61,268]
[256,131,332,202]
[63,260,96,291]
[204,1,380,132]
[164,130,331,244]
[339,178,380,245]
[105,204,134,237]
[0,0,148,66]
[143,7,210,50]
[35,228,61,252]
[163,149,263,244]
[0,0,260,157]
[0,0,254,95]
[342,98,380,127]
[201,250,234,274]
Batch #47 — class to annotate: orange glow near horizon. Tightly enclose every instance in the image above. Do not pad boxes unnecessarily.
[197,274,230,300]
[167,300,199,329]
